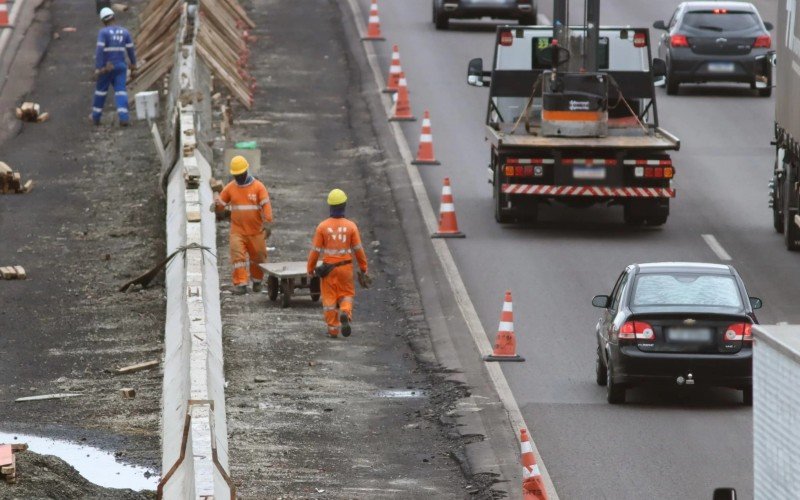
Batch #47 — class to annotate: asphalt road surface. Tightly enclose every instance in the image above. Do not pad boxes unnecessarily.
[353,0,792,497]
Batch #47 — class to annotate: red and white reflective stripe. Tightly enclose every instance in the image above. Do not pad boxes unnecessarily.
[506,158,555,165]
[232,262,248,269]
[623,159,673,166]
[502,184,676,198]
[562,158,617,166]
[498,295,513,333]
[389,47,401,73]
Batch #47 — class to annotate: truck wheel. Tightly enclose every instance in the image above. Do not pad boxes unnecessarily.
[493,169,512,223]
[742,386,753,406]
[520,11,537,25]
[773,174,784,234]
[623,203,645,226]
[646,215,668,226]
[783,170,800,250]
[433,2,449,30]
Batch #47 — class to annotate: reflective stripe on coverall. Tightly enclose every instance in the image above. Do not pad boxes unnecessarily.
[93,25,136,123]
[218,177,273,285]
[306,217,368,337]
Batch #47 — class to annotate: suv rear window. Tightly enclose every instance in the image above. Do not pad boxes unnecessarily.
[631,273,743,308]
[682,11,760,32]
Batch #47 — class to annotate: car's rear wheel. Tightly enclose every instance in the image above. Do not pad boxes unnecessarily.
[742,386,753,406]
[433,2,449,30]
[606,361,626,404]
[595,347,607,386]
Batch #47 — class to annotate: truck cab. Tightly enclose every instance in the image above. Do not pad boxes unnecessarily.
[467,26,680,225]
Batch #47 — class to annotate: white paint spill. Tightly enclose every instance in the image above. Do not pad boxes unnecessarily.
[0,432,158,491]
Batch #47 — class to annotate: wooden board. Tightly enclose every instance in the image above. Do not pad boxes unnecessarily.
[116,359,159,374]
[0,445,13,467]
[15,393,82,402]
[260,262,310,279]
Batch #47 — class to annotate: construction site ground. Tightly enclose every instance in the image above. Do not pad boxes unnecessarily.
[220,0,491,497]
[0,0,496,498]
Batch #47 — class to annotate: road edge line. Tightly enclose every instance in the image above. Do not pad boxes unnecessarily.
[340,1,559,497]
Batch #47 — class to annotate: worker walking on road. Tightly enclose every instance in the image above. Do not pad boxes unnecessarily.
[307,189,370,338]
[214,156,273,295]
[92,7,136,126]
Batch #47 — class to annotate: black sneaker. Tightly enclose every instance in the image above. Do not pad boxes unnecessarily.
[252,281,263,293]
[231,285,247,295]
[340,313,351,337]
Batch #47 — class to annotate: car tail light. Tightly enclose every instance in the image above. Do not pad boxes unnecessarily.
[753,35,771,49]
[724,323,753,344]
[620,321,655,343]
[499,30,514,46]
[633,31,647,48]
[712,8,728,14]
[670,34,689,48]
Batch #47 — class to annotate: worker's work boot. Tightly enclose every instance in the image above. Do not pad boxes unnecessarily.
[252,281,263,293]
[231,285,247,295]
[340,313,351,337]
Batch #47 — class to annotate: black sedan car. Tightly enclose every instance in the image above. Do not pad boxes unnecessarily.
[433,0,537,30]
[592,262,761,405]
[653,1,774,96]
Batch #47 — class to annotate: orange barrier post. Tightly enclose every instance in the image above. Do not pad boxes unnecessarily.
[412,110,440,165]
[520,429,548,499]
[432,177,465,238]
[388,72,415,121]
[484,291,525,361]
[362,0,385,41]
[0,0,9,27]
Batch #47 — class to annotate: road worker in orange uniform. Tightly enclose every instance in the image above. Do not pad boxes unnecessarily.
[214,156,273,295]
[307,189,369,338]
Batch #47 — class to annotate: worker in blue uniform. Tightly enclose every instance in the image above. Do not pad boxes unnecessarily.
[92,7,136,126]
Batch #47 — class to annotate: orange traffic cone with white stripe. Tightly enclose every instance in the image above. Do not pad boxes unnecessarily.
[0,0,8,26]
[520,429,548,499]
[412,110,440,165]
[384,44,403,93]
[362,0,385,41]
[432,177,465,238]
[484,291,525,361]
[389,72,416,122]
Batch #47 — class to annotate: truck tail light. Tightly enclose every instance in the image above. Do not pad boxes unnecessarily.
[753,35,771,48]
[670,34,689,48]
[724,323,752,344]
[633,31,647,48]
[631,160,674,179]
[620,321,655,343]
[499,30,514,46]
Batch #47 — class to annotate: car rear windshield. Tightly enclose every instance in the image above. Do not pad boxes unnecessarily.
[682,11,760,32]
[631,273,743,308]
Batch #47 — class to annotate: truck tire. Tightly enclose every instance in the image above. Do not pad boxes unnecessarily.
[493,168,512,223]
[773,173,784,234]
[433,2,449,30]
[783,167,800,251]
[623,203,645,226]
[520,11,537,25]
[646,214,668,226]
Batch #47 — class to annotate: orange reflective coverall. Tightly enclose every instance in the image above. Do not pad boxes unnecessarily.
[306,217,368,337]
[218,178,273,285]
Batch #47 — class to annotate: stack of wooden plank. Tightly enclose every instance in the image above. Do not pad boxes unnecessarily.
[0,266,27,280]
[0,162,32,194]
[0,443,27,484]
[128,0,182,95]
[196,0,256,108]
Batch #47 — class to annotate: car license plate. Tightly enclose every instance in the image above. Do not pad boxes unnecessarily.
[573,166,606,180]
[708,62,735,73]
[667,328,712,343]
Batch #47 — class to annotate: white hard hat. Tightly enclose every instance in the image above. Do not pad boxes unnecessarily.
[99,7,115,21]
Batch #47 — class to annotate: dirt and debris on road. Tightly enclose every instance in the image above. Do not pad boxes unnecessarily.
[0,0,162,494]
[219,0,497,497]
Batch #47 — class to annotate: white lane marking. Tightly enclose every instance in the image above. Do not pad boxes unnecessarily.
[343,1,559,498]
[701,234,732,261]
[777,321,789,326]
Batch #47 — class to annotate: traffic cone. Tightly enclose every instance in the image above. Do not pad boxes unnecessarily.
[412,110,440,165]
[383,44,403,93]
[432,177,465,238]
[484,291,525,361]
[520,429,548,499]
[0,0,8,27]
[388,72,416,122]
[362,0,385,41]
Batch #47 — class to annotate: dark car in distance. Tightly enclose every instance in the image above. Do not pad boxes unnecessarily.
[433,0,537,30]
[653,1,774,96]
[592,262,761,405]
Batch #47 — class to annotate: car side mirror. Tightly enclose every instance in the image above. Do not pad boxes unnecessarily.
[764,21,774,31]
[592,295,610,308]
[749,297,763,310]
[713,488,737,500]
[652,20,667,31]
[467,58,490,87]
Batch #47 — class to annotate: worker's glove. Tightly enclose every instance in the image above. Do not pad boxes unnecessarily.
[263,222,273,239]
[357,271,373,289]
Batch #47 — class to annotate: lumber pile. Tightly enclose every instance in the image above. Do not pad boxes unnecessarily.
[14,102,49,123]
[0,443,27,484]
[128,0,182,96]
[0,267,27,280]
[0,162,33,194]
[196,0,256,108]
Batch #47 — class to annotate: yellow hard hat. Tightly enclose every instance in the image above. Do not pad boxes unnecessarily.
[327,188,348,206]
[230,155,249,175]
